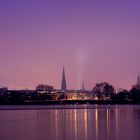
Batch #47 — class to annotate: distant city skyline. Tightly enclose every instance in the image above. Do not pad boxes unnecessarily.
[0,66,139,91]
[0,0,140,90]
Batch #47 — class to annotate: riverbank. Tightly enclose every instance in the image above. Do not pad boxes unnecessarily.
[0,100,140,105]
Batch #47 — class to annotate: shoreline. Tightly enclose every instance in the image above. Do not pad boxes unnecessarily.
[0,100,140,105]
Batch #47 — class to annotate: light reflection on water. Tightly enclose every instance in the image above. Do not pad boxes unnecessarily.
[0,105,140,140]
[95,109,99,140]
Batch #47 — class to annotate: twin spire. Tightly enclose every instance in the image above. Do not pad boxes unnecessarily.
[61,67,85,91]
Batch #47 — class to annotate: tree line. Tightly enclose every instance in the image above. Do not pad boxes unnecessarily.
[0,82,140,104]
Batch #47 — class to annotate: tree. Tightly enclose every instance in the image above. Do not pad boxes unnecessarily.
[0,87,9,103]
[36,84,54,93]
[35,84,54,100]
[92,82,115,100]
[130,87,140,101]
[116,89,130,100]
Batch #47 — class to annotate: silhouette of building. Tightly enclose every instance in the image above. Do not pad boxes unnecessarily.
[136,73,140,86]
[133,73,140,89]
[81,81,85,91]
[61,67,67,91]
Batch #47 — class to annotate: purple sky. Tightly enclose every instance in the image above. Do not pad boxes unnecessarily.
[0,0,140,90]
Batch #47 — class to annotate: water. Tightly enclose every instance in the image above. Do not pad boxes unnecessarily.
[0,105,140,140]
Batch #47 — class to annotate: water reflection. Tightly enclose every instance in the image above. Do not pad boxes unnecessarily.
[106,109,109,140]
[83,109,88,140]
[74,109,77,140]
[115,107,119,140]
[95,109,99,140]
[0,105,140,140]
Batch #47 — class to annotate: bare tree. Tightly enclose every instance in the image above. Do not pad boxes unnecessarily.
[93,82,115,100]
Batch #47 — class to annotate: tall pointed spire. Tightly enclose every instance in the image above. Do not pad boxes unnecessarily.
[61,66,67,91]
[81,80,85,91]
[137,73,140,86]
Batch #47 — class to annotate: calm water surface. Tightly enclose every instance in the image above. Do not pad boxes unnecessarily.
[0,105,140,140]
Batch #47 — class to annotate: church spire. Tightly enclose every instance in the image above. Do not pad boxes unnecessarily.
[81,80,85,91]
[137,73,140,86]
[61,66,67,91]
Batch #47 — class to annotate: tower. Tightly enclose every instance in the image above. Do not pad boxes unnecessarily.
[132,73,140,89]
[136,73,140,86]
[61,67,67,91]
[81,81,85,91]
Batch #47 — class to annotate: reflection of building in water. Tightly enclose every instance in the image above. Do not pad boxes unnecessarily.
[54,110,58,139]
[106,109,110,140]
[95,109,99,140]
[115,107,119,140]
[83,109,88,140]
[74,109,77,140]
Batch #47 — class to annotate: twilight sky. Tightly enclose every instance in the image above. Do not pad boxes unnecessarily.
[0,0,140,90]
